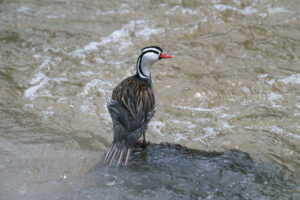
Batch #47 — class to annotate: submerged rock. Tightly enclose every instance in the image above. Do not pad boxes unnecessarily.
[87,142,297,199]
[40,143,299,200]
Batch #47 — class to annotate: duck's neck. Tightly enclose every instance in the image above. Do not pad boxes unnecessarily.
[136,56,152,80]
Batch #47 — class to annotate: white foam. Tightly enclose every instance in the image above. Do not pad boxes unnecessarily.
[71,21,138,56]
[286,132,300,140]
[23,104,34,109]
[219,120,234,129]
[203,127,216,135]
[172,104,225,113]
[41,108,54,120]
[267,92,283,102]
[194,92,202,98]
[84,42,99,51]
[94,57,105,63]
[259,13,268,18]
[46,14,65,19]
[241,86,251,95]
[149,121,166,136]
[242,6,257,15]
[60,174,67,180]
[81,79,102,96]
[270,126,284,134]
[247,125,300,140]
[268,7,288,14]
[173,133,187,142]
[193,127,217,141]
[33,54,41,59]
[258,73,270,79]
[52,77,68,83]
[119,3,131,14]
[279,74,300,85]
[44,47,62,54]
[24,56,67,100]
[219,113,236,119]
[214,4,238,12]
[135,26,164,40]
[30,71,46,85]
[24,76,49,100]
[80,104,91,113]
[96,10,115,16]
[267,92,283,108]
[80,79,111,96]
[107,181,116,186]
[171,119,196,129]
[17,6,30,13]
[71,20,164,57]
[19,184,27,195]
[39,56,52,70]
[165,6,199,15]
[57,97,68,104]
[214,4,257,15]
[267,79,275,85]
[79,71,94,76]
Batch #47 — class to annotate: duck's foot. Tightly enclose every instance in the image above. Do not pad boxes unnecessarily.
[136,140,150,148]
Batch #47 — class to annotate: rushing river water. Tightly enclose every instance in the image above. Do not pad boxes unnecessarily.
[0,0,300,199]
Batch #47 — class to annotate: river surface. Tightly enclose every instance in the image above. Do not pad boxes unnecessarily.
[0,0,300,199]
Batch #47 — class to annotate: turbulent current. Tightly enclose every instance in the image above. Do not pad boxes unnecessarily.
[0,0,299,199]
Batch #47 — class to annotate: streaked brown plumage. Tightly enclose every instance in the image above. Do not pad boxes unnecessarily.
[112,76,155,126]
[103,46,173,167]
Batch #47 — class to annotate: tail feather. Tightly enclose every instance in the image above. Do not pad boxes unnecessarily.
[117,146,126,167]
[124,148,132,166]
[104,144,114,164]
[103,143,132,167]
[108,144,119,167]
[104,144,116,165]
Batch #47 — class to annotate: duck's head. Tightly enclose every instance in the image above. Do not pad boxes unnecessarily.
[137,46,173,79]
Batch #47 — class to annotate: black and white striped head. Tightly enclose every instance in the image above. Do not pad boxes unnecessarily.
[136,46,173,79]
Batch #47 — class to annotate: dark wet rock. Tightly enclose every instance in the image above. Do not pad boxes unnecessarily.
[35,143,299,200]
[84,142,299,200]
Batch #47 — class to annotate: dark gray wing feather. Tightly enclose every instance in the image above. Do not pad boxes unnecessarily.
[109,76,155,132]
[103,75,155,166]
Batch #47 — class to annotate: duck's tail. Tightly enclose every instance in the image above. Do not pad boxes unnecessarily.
[103,142,132,167]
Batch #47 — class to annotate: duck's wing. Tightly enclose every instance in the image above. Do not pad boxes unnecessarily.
[108,76,155,132]
[104,76,155,167]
